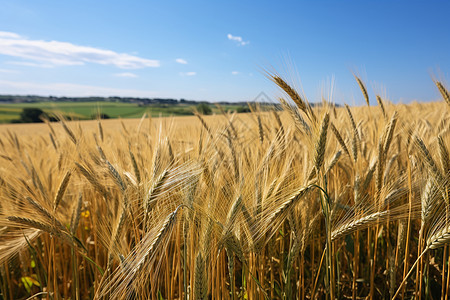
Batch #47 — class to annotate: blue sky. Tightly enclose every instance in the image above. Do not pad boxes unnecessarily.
[0,1,449,104]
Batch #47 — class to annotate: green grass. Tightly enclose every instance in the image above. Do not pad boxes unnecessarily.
[0,101,248,123]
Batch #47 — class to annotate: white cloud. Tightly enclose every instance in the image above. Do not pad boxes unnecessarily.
[0,31,160,69]
[0,79,158,97]
[114,72,138,78]
[231,71,239,75]
[227,34,249,46]
[175,58,188,64]
[180,72,196,76]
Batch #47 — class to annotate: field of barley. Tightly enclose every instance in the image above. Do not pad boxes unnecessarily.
[0,76,449,299]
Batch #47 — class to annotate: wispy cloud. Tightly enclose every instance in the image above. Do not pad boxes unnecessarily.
[7,61,54,68]
[0,31,160,69]
[114,72,138,78]
[0,68,19,73]
[0,32,21,39]
[175,58,188,64]
[231,71,239,75]
[227,34,249,46]
[0,79,158,97]
[180,71,196,76]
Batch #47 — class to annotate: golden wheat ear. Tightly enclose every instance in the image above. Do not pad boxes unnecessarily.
[376,95,387,119]
[354,75,370,106]
[53,169,72,211]
[269,74,317,121]
[435,81,450,107]
[314,113,330,174]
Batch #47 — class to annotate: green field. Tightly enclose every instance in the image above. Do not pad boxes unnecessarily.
[0,101,247,123]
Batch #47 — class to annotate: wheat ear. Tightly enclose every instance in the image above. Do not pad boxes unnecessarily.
[376,95,387,119]
[331,211,388,241]
[428,226,450,249]
[129,150,141,184]
[435,81,450,107]
[7,216,82,250]
[330,123,350,157]
[267,186,311,230]
[24,197,66,232]
[438,135,450,173]
[61,120,77,144]
[354,75,370,106]
[108,195,129,266]
[314,113,330,173]
[272,76,307,112]
[325,150,342,175]
[70,193,83,234]
[98,120,104,142]
[104,159,126,192]
[75,162,109,198]
[272,75,317,121]
[144,169,169,216]
[195,251,207,300]
[414,136,445,186]
[49,133,58,150]
[53,170,72,211]
[383,112,398,155]
[421,178,439,229]
[278,97,311,135]
[345,104,359,162]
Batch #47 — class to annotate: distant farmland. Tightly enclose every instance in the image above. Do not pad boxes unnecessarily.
[0,101,250,123]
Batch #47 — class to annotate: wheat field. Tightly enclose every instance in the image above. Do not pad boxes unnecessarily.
[0,76,449,299]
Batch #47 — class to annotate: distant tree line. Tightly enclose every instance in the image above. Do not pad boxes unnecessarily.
[11,108,50,123]
[11,108,112,123]
[0,94,330,109]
